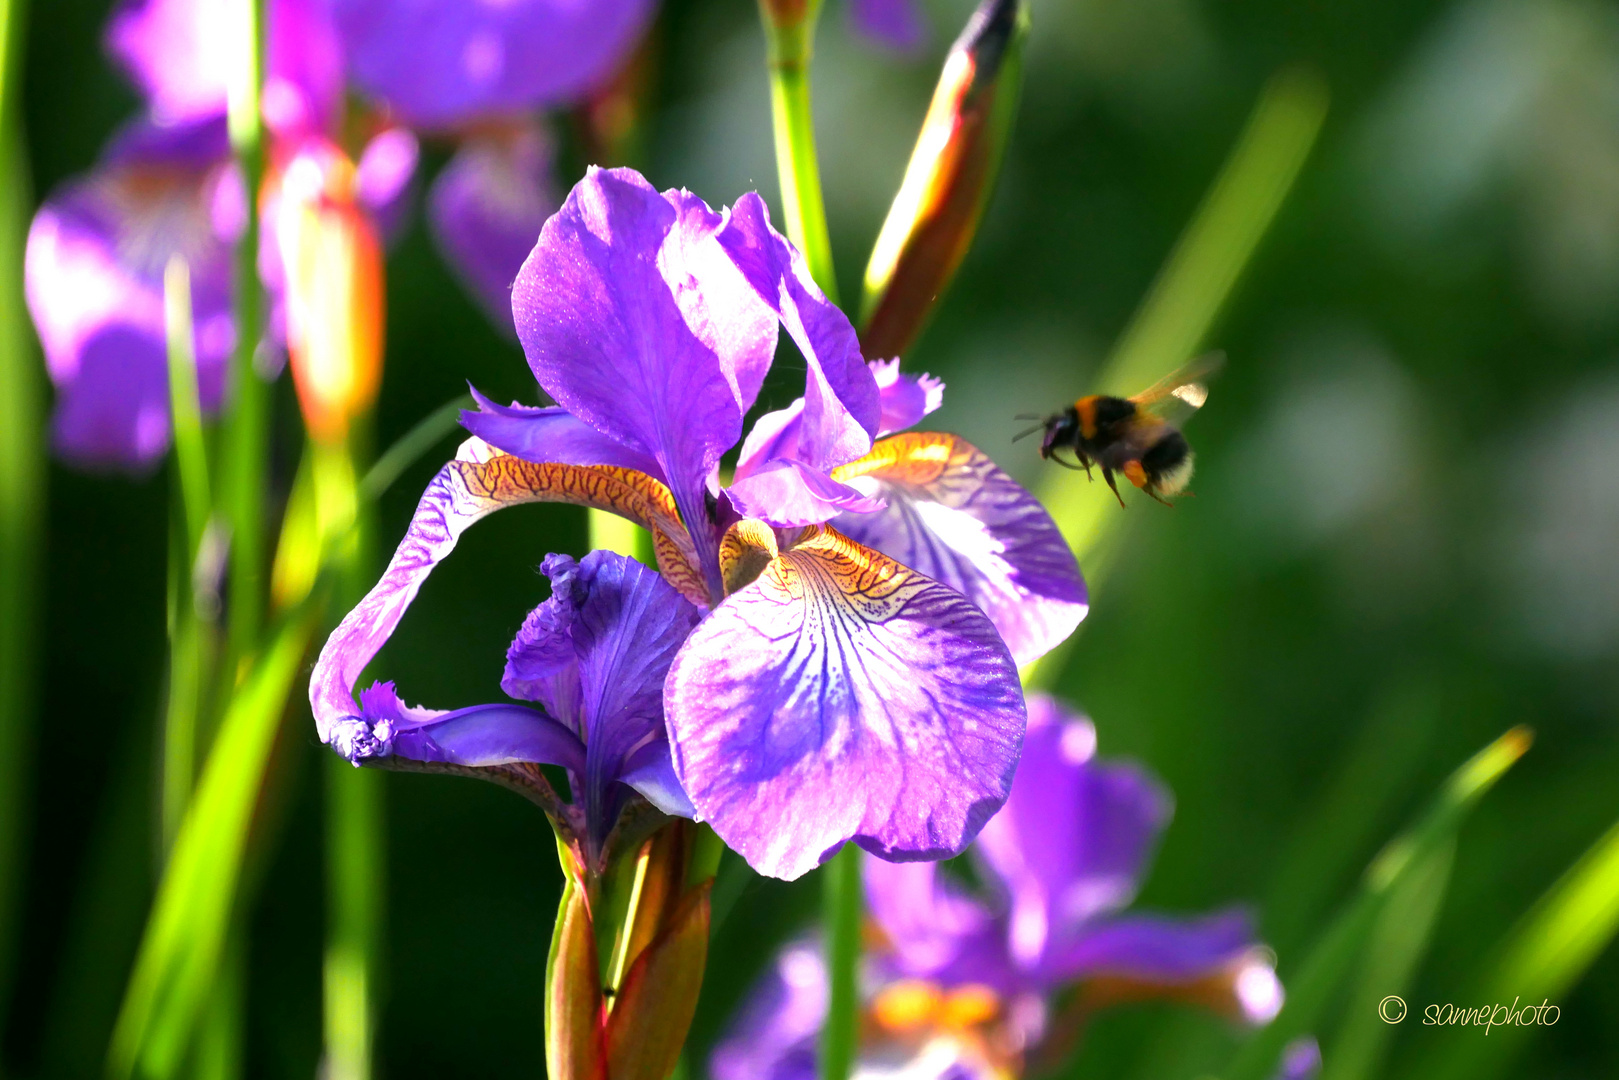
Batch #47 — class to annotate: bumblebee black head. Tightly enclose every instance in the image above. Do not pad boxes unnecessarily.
[1038,408,1080,459]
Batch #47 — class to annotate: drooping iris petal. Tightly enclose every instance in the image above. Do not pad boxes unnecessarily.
[501,551,702,841]
[665,525,1025,881]
[1042,909,1255,985]
[24,119,236,471]
[870,357,944,436]
[727,459,887,528]
[460,388,664,477]
[620,741,698,820]
[335,681,586,773]
[332,0,656,129]
[513,168,777,591]
[833,433,1087,666]
[719,194,881,471]
[428,125,558,329]
[308,438,707,747]
[1041,909,1280,1024]
[355,127,420,244]
[974,696,1170,968]
[849,0,928,53]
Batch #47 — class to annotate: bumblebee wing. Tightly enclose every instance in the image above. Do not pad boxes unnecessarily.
[1128,351,1225,425]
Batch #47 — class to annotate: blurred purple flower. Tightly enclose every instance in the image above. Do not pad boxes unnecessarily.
[330,550,701,855]
[310,166,1085,880]
[28,0,376,470]
[427,121,559,331]
[25,117,238,471]
[849,0,928,53]
[331,0,656,130]
[710,694,1284,1080]
[1275,1037,1322,1080]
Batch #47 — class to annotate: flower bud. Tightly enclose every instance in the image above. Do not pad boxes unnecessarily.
[273,140,384,446]
[859,0,1027,360]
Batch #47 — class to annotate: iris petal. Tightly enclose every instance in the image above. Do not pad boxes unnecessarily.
[506,552,703,842]
[665,525,1025,880]
[340,681,587,772]
[25,122,235,471]
[832,433,1087,665]
[513,168,777,593]
[427,125,557,329]
[862,860,1015,992]
[332,0,656,128]
[727,460,887,529]
[309,438,706,747]
[1037,909,1263,998]
[718,194,881,471]
[460,387,665,478]
[973,696,1171,968]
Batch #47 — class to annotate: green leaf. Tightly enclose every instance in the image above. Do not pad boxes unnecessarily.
[1412,812,1619,1080]
[359,393,473,504]
[1222,726,1532,1080]
[107,608,318,1080]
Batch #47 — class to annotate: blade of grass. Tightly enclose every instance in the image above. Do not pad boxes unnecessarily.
[358,393,472,503]
[1023,68,1328,690]
[1265,676,1440,955]
[1321,835,1454,1080]
[1222,726,1532,1080]
[1412,812,1619,1080]
[0,0,39,1034]
[108,603,320,1080]
[220,0,269,663]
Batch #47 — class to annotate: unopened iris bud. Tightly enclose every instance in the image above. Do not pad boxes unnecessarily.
[860,0,1027,360]
[273,141,384,446]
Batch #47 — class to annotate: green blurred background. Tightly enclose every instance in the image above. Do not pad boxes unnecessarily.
[8,0,1619,1076]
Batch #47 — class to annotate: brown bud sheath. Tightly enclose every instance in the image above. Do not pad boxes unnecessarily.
[859,0,1028,361]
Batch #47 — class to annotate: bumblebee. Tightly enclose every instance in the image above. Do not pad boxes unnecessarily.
[1019,354,1222,506]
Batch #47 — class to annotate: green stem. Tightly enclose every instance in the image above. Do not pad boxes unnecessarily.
[761,0,839,303]
[820,844,862,1080]
[0,0,37,1034]
[325,758,382,1080]
[221,0,269,668]
[324,423,380,1080]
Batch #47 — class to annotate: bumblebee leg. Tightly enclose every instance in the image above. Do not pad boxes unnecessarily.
[1122,460,1174,506]
[1048,449,1090,472]
[1101,467,1126,508]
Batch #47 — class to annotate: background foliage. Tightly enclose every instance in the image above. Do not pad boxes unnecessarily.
[8,0,1619,1076]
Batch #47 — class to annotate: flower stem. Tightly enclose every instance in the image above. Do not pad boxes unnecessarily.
[759,0,839,303]
[0,0,38,1033]
[820,843,863,1080]
[221,0,269,665]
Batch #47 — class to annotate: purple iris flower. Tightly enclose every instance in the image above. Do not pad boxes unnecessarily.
[27,0,411,471]
[309,166,1086,880]
[25,117,239,470]
[710,694,1283,1080]
[334,549,701,855]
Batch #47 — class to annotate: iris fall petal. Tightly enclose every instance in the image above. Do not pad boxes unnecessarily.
[833,433,1087,665]
[664,525,1025,880]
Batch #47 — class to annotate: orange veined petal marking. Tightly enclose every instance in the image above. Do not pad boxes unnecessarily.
[830,431,964,489]
[455,440,709,608]
[764,523,919,615]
